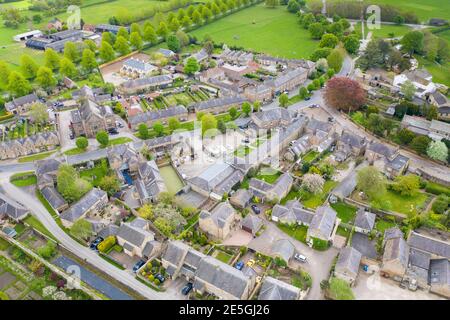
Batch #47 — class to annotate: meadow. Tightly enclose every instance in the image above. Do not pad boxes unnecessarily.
[190,4,318,59]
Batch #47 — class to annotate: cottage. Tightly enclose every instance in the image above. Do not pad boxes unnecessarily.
[128,105,188,130]
[354,208,376,234]
[70,99,116,138]
[251,108,292,130]
[161,240,206,280]
[116,219,156,258]
[119,75,173,94]
[249,172,293,203]
[193,96,247,114]
[199,202,238,240]
[229,189,252,209]
[407,231,450,260]
[240,214,263,236]
[271,239,295,263]
[41,186,68,212]
[306,205,337,242]
[133,160,167,204]
[365,142,409,178]
[334,246,362,286]
[334,130,367,162]
[381,237,409,279]
[0,193,29,221]
[271,200,314,226]
[60,188,108,228]
[107,144,140,173]
[5,93,39,115]
[258,276,301,300]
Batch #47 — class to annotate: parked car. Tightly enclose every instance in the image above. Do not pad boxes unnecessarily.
[133,260,145,272]
[308,104,319,108]
[304,96,311,101]
[246,259,256,267]
[235,261,244,270]
[242,137,250,143]
[89,237,104,250]
[328,117,335,123]
[69,132,75,140]
[108,128,119,135]
[251,205,261,215]
[155,273,165,283]
[181,282,193,295]
[294,253,307,263]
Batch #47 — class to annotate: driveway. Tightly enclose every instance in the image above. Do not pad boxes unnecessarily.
[248,222,338,300]
[223,229,254,247]
[57,110,75,151]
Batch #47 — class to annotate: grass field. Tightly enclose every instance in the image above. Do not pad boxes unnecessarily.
[416,55,450,87]
[331,201,357,223]
[354,22,413,39]
[190,4,318,59]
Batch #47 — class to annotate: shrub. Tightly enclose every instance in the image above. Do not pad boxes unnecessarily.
[97,236,116,253]
[425,182,450,197]
[432,195,449,214]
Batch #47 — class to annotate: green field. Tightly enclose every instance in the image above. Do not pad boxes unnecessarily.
[416,55,450,87]
[354,22,413,39]
[190,4,318,59]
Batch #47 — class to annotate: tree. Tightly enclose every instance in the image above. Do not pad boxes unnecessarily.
[20,55,38,79]
[279,93,289,108]
[130,32,143,50]
[265,0,278,8]
[301,173,325,194]
[117,26,129,40]
[287,0,300,13]
[308,22,325,40]
[84,39,97,52]
[143,25,157,43]
[184,57,199,75]
[201,113,217,136]
[130,22,142,36]
[410,135,431,155]
[0,291,9,300]
[432,195,449,214]
[44,48,60,70]
[138,123,149,139]
[192,10,202,25]
[167,34,181,52]
[315,58,328,72]
[392,174,420,196]
[253,101,261,112]
[181,15,192,29]
[176,30,189,47]
[29,103,49,124]
[57,164,92,202]
[327,48,344,72]
[229,106,238,119]
[299,86,309,99]
[114,36,130,56]
[319,33,339,48]
[154,217,173,237]
[96,130,109,147]
[217,119,226,133]
[344,35,359,54]
[426,105,438,121]
[37,240,57,259]
[99,41,115,62]
[242,102,252,116]
[168,117,180,132]
[36,66,56,90]
[324,77,366,112]
[152,121,164,137]
[401,31,424,55]
[81,49,97,72]
[427,140,448,162]
[138,204,154,220]
[75,137,88,150]
[7,71,31,97]
[356,166,386,200]
[70,219,93,240]
[99,175,120,196]
[169,17,180,32]
[60,57,78,78]
[102,32,115,45]
[0,61,11,85]
[400,80,415,101]
[397,128,415,145]
[157,22,169,38]
[64,42,80,62]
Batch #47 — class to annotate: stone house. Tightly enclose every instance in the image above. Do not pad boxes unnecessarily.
[251,108,292,131]
[193,96,247,115]
[199,202,239,240]
[353,208,376,234]
[70,99,116,138]
[258,276,301,300]
[116,218,156,258]
[365,142,409,178]
[381,237,409,280]
[4,93,39,115]
[0,131,59,160]
[334,246,362,286]
[306,205,337,243]
[119,75,173,94]
[334,130,367,162]
[229,189,252,209]
[249,172,293,203]
[127,105,188,130]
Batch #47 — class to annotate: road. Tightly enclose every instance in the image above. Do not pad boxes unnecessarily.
[0,174,174,300]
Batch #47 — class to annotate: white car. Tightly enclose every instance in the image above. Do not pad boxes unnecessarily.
[294,253,307,263]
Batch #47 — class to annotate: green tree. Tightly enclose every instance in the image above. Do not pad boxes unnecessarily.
[117,26,129,40]
[37,240,57,260]
[83,39,97,52]
[397,128,415,145]
[0,291,9,300]
[253,101,261,112]
[81,49,97,72]
[130,22,142,36]
[20,54,38,79]
[265,0,278,8]
[192,10,202,25]
[400,80,415,101]
[308,22,325,40]
[138,123,149,139]
[299,86,309,99]
[176,30,189,47]
[279,93,289,107]
[7,71,31,96]
[167,34,181,52]
[169,17,180,32]
[29,103,49,124]
[64,42,80,62]
[99,41,115,62]
[356,166,386,200]
[157,22,169,38]
[181,15,192,29]
[410,135,431,155]
[319,33,339,48]
[152,121,164,137]
[102,31,115,45]
[427,140,448,162]
[114,36,130,56]
[76,136,88,150]
[426,105,438,121]
[143,25,157,43]
[327,48,344,72]
[0,61,11,85]
[229,106,238,119]
[217,119,226,133]
[36,66,56,90]
[242,102,252,116]
[392,174,420,196]
[401,31,424,55]
[130,32,143,50]
[70,219,93,240]
[184,57,199,75]
[44,48,60,70]
[99,175,120,196]
[201,113,217,136]
[57,164,92,202]
[168,117,180,132]
[60,57,78,78]
[96,130,109,147]
[287,0,300,13]
[344,35,359,54]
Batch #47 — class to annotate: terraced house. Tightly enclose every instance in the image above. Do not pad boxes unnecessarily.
[5,93,40,115]
[0,131,60,160]
[127,105,188,130]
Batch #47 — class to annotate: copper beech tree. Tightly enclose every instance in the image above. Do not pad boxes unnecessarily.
[324,76,366,113]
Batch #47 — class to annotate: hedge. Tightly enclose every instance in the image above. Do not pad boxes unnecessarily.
[97,236,116,253]
[425,182,450,197]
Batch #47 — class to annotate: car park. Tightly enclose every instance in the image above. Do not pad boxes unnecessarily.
[181,282,193,295]
[251,205,261,214]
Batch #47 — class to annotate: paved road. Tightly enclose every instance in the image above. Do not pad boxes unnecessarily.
[0,174,174,300]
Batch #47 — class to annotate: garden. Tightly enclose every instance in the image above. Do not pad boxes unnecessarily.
[1,119,55,142]
[138,259,167,290]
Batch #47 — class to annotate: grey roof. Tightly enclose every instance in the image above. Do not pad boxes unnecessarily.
[121,75,172,90]
[351,233,378,259]
[306,118,332,134]
[309,205,337,239]
[60,188,107,222]
[409,247,431,270]
[0,193,29,220]
[407,232,450,259]
[5,93,39,111]
[271,239,295,262]
[97,225,119,238]
[129,217,149,229]
[431,91,448,106]
[271,67,307,88]
[336,246,362,277]
[430,119,450,135]
[35,159,62,176]
[158,48,175,57]
[212,169,244,196]
[354,208,376,231]
[128,105,187,126]
[339,130,366,149]
[194,96,246,111]
[258,276,300,300]
[117,222,154,247]
[188,162,235,192]
[194,256,251,299]
[41,186,67,210]
[200,202,236,229]
[122,58,154,72]
[241,214,263,234]
[332,169,358,199]
[252,107,291,124]
[384,227,404,242]
[367,142,397,158]
[163,240,190,267]
[270,173,293,200]
[230,189,252,207]
[272,201,314,225]
[429,259,450,286]
[142,240,161,258]
[383,237,409,267]
[386,154,409,171]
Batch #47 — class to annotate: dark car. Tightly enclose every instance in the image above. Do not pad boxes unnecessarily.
[304,96,311,101]
[235,261,244,270]
[251,205,261,214]
[181,282,193,295]
[89,237,104,250]
[133,260,145,272]
[155,273,165,283]
[108,128,119,135]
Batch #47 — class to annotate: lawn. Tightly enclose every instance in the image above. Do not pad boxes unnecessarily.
[375,219,397,233]
[302,150,320,164]
[354,22,413,39]
[327,277,355,300]
[10,175,37,187]
[214,250,232,264]
[190,4,318,59]
[303,180,338,209]
[80,159,109,187]
[381,190,429,215]
[331,201,357,223]
[234,145,252,157]
[106,137,133,147]
[277,224,308,244]
[63,147,87,156]
[17,150,57,163]
[415,55,450,87]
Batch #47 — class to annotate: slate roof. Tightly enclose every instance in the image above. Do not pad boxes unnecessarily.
[431,91,448,106]
[430,119,450,135]
[308,205,337,239]
[194,256,251,299]
[194,96,246,111]
[407,232,450,259]
[409,247,431,270]
[0,193,29,220]
[339,130,366,148]
[384,227,404,242]
[251,108,291,124]
[212,169,244,196]
[241,214,263,234]
[5,93,39,112]
[122,58,155,72]
[142,240,161,258]
[60,188,107,222]
[117,223,154,248]
[121,75,172,89]
[40,186,67,210]
[367,142,397,158]
[429,259,450,287]
[271,239,295,262]
[383,237,409,267]
[258,276,300,300]
[386,154,409,171]
[351,233,378,260]
[272,201,314,225]
[230,189,252,207]
[35,159,62,176]
[354,208,376,232]
[336,246,362,277]
[163,240,191,267]
[128,105,187,126]
[306,118,332,134]
[271,67,307,88]
[97,225,119,238]
[188,162,235,192]
[200,202,235,229]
